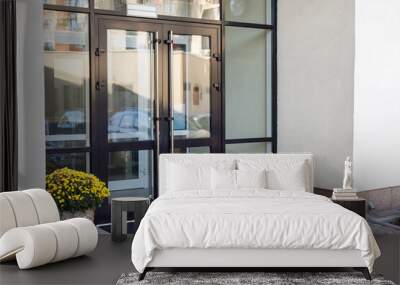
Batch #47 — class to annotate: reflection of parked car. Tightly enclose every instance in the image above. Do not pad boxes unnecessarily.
[108,108,151,132]
[57,110,85,129]
[46,110,87,149]
[190,114,210,131]
[46,110,85,136]
[108,108,152,141]
[174,113,211,138]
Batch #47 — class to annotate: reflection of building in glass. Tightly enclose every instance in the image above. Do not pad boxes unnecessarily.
[172,34,211,137]
[95,0,220,20]
[107,30,153,143]
[43,11,90,149]
[107,30,211,140]
[44,0,89,8]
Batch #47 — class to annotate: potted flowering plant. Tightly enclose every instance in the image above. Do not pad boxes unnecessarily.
[46,167,110,221]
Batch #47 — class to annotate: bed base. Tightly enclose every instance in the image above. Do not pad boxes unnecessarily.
[138,267,371,281]
[138,248,372,281]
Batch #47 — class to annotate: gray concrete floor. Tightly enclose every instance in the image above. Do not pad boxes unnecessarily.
[1,232,399,285]
[373,231,400,284]
[0,235,134,285]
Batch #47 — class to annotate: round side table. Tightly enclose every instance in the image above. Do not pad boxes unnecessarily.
[111,197,150,242]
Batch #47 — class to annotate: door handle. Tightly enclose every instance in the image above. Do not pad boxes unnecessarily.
[95,48,106,56]
[95,81,105,90]
[167,30,174,153]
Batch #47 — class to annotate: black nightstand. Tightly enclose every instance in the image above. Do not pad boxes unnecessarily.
[332,198,366,218]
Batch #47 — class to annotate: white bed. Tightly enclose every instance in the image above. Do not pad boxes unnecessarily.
[131,154,380,280]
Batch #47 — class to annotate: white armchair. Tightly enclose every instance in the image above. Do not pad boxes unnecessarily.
[0,189,98,269]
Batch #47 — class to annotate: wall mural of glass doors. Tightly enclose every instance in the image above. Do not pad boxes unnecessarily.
[93,18,221,223]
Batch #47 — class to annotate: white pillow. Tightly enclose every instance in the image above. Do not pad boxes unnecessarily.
[236,169,267,189]
[237,159,308,191]
[211,168,237,190]
[167,163,211,191]
[266,162,307,191]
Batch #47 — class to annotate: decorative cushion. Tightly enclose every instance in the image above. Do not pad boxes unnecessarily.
[237,169,267,189]
[211,169,237,190]
[268,162,307,191]
[167,163,212,191]
[238,159,308,191]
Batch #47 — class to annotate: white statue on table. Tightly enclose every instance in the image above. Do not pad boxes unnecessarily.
[342,156,353,190]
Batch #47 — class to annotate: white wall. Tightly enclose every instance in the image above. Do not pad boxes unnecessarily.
[16,0,46,189]
[353,0,400,190]
[277,0,355,189]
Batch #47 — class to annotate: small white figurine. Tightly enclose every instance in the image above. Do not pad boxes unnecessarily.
[342,156,353,190]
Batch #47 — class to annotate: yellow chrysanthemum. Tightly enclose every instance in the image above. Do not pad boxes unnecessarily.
[46,167,110,212]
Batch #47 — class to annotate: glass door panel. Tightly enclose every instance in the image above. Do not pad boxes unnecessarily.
[97,19,162,211]
[107,29,155,143]
[108,150,154,197]
[171,34,211,139]
[43,11,90,149]
[163,23,220,155]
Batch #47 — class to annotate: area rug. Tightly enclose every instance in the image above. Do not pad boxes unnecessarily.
[116,272,395,285]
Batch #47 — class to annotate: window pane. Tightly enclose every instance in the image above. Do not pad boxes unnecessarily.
[43,0,89,8]
[225,27,272,139]
[107,29,155,143]
[95,0,220,20]
[226,142,271,153]
[174,146,210,153]
[224,0,271,25]
[43,11,90,149]
[108,150,153,198]
[46,152,89,174]
[172,34,211,139]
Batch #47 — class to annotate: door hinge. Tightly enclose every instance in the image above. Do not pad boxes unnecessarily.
[153,38,161,48]
[95,48,105,56]
[212,53,222,62]
[213,83,220,92]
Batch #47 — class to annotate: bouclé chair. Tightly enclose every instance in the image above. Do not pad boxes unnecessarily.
[0,189,98,269]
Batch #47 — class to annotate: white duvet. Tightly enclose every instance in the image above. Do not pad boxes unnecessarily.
[131,190,380,272]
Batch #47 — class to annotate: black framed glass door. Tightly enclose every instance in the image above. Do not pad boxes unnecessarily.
[94,20,161,223]
[161,23,222,154]
[94,18,221,223]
